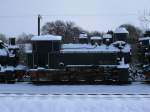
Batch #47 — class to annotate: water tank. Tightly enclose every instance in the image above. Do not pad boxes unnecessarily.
[31,35,62,68]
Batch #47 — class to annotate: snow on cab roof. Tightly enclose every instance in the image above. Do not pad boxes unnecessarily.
[103,34,112,39]
[115,27,129,34]
[31,35,62,41]
[91,36,102,40]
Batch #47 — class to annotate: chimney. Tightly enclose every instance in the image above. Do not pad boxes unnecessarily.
[9,37,16,45]
[79,33,88,44]
[38,15,42,36]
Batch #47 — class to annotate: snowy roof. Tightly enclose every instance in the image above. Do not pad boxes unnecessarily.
[90,36,102,40]
[31,35,62,41]
[103,34,112,39]
[115,27,129,34]
[79,33,88,39]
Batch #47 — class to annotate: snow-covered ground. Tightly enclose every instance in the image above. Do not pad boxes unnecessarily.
[0,82,149,94]
[0,82,150,112]
[0,94,150,112]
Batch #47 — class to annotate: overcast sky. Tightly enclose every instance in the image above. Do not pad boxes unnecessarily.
[0,0,149,37]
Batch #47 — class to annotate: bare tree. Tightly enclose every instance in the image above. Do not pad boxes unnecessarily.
[0,34,8,43]
[17,33,33,44]
[139,10,150,30]
[88,31,103,37]
[120,24,142,43]
[42,20,83,43]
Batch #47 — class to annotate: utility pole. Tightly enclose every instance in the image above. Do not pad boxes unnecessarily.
[38,14,42,36]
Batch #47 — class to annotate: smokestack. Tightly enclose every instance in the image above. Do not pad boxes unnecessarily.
[9,37,16,45]
[38,15,42,36]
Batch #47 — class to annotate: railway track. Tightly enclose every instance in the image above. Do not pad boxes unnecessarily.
[0,93,150,98]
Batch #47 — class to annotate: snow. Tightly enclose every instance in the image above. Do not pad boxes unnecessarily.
[112,41,131,53]
[0,66,15,72]
[15,65,26,71]
[0,82,150,112]
[0,82,150,94]
[8,45,19,49]
[5,66,15,71]
[122,45,131,53]
[62,44,93,49]
[61,43,131,53]
[112,41,126,45]
[79,33,88,38]
[31,35,62,41]
[0,94,150,112]
[61,44,120,53]
[66,65,118,68]
[0,48,8,56]
[117,57,129,69]
[37,67,46,70]
[91,36,102,40]
[115,27,129,34]
[24,43,32,53]
[103,34,112,39]
[139,37,150,41]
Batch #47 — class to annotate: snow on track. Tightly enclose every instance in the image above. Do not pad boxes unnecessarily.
[0,82,150,94]
[0,82,150,112]
[0,94,150,112]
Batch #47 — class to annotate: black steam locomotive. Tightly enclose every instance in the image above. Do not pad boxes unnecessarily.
[0,38,25,83]
[26,27,132,84]
[138,30,150,82]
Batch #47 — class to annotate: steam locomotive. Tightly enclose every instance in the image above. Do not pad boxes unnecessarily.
[138,30,150,82]
[0,38,25,83]
[26,27,132,84]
